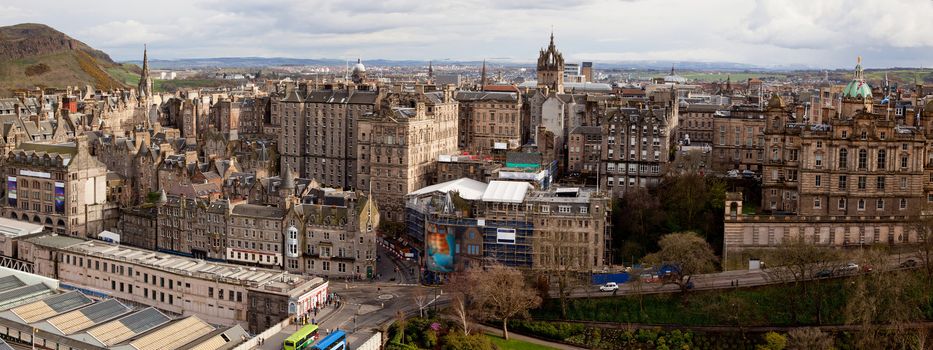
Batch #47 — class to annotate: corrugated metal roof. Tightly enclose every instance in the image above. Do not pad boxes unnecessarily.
[0,276,25,293]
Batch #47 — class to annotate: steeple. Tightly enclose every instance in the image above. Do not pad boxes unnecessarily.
[428,60,433,81]
[138,45,152,107]
[670,64,675,76]
[480,59,487,91]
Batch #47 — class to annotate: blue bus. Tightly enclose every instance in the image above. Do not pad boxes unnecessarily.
[310,329,347,350]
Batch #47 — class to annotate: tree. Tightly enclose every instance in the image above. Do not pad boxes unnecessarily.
[844,248,926,349]
[642,232,718,293]
[785,328,833,350]
[444,273,473,334]
[758,235,842,324]
[441,331,493,350]
[412,288,429,318]
[757,331,787,350]
[465,264,542,340]
[909,216,933,281]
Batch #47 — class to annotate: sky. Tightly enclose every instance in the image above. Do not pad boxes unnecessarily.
[2,0,933,68]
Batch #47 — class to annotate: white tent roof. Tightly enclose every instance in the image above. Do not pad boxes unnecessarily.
[407,178,488,200]
[482,181,533,203]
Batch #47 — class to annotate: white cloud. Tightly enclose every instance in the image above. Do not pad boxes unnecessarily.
[2,0,932,67]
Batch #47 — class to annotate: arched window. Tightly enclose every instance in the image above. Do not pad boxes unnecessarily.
[839,148,848,169]
[838,198,847,210]
[9,213,17,220]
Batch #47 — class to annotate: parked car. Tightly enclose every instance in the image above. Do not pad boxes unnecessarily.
[899,259,919,269]
[838,262,859,275]
[599,282,619,292]
[814,269,833,278]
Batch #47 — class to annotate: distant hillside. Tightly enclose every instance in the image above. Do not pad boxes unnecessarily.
[0,23,131,94]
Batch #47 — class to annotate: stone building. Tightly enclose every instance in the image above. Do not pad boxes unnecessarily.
[711,104,765,173]
[227,203,286,268]
[454,91,522,154]
[20,234,329,333]
[120,204,158,251]
[568,126,602,180]
[600,106,678,195]
[761,59,925,216]
[357,86,459,222]
[677,103,717,144]
[275,85,381,189]
[283,188,379,278]
[2,136,109,237]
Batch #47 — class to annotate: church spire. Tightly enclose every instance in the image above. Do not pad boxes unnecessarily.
[138,44,152,107]
[480,59,487,91]
[428,60,433,81]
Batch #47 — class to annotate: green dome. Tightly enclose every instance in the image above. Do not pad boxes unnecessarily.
[843,79,872,99]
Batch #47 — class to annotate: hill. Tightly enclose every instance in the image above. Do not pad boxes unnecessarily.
[0,23,132,94]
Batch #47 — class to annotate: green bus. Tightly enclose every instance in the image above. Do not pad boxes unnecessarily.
[283,324,319,350]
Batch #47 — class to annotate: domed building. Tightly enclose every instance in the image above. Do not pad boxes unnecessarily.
[351,58,366,85]
[841,56,873,115]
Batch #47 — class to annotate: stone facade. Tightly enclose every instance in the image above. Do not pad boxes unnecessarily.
[711,105,765,173]
[275,85,380,189]
[357,86,459,222]
[2,136,109,237]
[600,106,678,195]
[454,91,522,154]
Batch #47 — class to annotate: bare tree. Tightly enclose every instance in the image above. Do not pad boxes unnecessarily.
[466,264,542,340]
[757,235,842,324]
[642,231,718,293]
[538,231,589,319]
[785,328,834,350]
[412,288,429,318]
[910,216,933,281]
[444,273,473,334]
[844,248,926,349]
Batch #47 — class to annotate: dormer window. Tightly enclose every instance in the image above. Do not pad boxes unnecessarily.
[860,131,867,140]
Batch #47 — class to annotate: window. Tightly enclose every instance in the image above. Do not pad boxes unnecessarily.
[900,198,907,210]
[877,149,886,170]
[877,177,886,190]
[838,175,847,190]
[901,177,908,189]
[838,148,848,169]
[901,155,908,168]
[858,149,867,169]
[838,198,847,210]
[815,153,823,167]
[928,194,933,203]
[877,199,885,209]
[857,176,866,190]
[857,199,865,211]
[815,175,822,187]
[814,198,821,208]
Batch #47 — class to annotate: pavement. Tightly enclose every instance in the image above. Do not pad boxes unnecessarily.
[476,323,584,350]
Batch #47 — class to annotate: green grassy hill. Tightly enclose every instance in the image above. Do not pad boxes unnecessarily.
[0,23,132,94]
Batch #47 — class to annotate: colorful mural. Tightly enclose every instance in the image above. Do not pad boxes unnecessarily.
[425,223,455,273]
[6,177,16,207]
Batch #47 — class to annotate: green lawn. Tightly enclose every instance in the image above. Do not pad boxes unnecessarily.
[485,334,557,350]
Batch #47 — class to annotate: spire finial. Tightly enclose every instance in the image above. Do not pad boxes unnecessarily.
[857,55,861,65]
[550,25,554,44]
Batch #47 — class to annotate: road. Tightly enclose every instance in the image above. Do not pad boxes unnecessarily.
[257,245,429,349]
[573,252,921,298]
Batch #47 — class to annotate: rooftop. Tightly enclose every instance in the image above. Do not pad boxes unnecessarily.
[30,235,325,292]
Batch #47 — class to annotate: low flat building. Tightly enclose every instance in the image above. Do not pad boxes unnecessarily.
[18,234,329,333]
